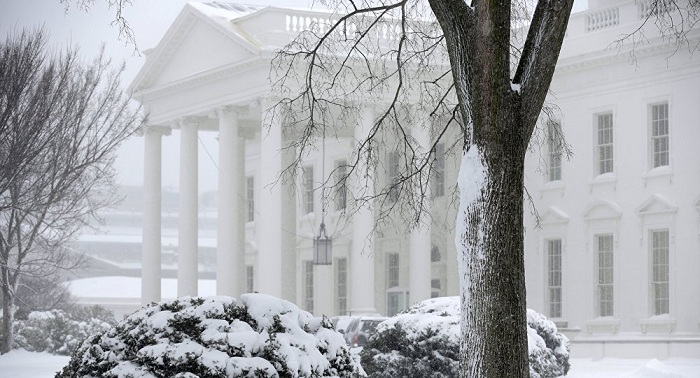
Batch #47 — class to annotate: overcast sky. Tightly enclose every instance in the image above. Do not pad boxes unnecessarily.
[0,0,588,193]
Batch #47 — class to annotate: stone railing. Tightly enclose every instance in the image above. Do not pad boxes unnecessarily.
[239,2,691,59]
[558,0,691,60]
[238,7,432,48]
[585,7,620,32]
[637,0,673,19]
[567,0,686,38]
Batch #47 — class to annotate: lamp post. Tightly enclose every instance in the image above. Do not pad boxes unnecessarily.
[313,221,332,265]
[313,124,332,265]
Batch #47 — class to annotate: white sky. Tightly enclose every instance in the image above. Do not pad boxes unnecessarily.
[0,0,588,193]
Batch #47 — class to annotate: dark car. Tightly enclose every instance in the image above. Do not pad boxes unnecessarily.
[343,316,388,347]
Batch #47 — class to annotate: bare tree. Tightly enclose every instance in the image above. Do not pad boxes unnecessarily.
[0,28,141,354]
[271,1,699,376]
[59,0,139,52]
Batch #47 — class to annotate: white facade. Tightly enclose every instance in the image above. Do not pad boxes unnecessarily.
[129,1,700,358]
[129,2,459,320]
[523,0,700,358]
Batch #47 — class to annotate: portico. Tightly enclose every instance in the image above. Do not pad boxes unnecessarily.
[130,2,443,316]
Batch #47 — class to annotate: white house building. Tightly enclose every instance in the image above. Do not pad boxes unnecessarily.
[128,0,700,358]
[523,0,700,358]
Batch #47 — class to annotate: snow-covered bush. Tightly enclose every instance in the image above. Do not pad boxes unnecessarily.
[360,297,569,378]
[57,294,364,378]
[527,309,571,377]
[13,306,115,355]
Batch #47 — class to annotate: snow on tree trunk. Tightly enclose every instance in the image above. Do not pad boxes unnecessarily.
[457,142,529,377]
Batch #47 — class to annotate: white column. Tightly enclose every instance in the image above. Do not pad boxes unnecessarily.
[217,107,246,297]
[350,106,377,315]
[178,119,199,297]
[409,113,432,304]
[256,104,297,301]
[258,105,283,298]
[142,126,169,305]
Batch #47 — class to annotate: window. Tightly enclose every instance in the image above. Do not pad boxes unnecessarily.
[430,245,441,263]
[386,289,408,317]
[433,143,446,196]
[246,265,254,293]
[651,230,669,315]
[596,113,614,174]
[547,120,562,181]
[336,258,348,315]
[387,151,400,202]
[303,260,314,313]
[302,166,314,214]
[431,279,441,298]
[334,160,347,211]
[387,253,399,288]
[650,102,669,168]
[246,176,255,222]
[597,234,614,317]
[547,239,562,318]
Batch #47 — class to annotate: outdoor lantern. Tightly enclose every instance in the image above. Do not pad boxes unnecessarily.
[313,222,332,265]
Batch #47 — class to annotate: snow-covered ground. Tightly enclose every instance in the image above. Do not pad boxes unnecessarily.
[0,349,698,377]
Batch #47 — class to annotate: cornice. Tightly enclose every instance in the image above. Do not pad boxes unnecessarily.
[556,30,700,74]
[132,56,266,100]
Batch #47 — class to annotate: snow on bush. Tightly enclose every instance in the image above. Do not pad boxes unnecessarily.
[11,306,115,356]
[360,297,569,378]
[57,294,364,378]
[526,309,571,377]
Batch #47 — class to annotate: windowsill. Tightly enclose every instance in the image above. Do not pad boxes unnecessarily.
[541,180,565,193]
[642,166,673,185]
[548,319,569,329]
[585,317,620,334]
[639,315,676,334]
[589,173,617,190]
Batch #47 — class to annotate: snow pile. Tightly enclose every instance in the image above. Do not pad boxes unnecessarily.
[360,297,569,378]
[56,294,364,378]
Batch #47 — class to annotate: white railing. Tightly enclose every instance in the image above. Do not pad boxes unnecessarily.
[235,7,434,48]
[284,12,407,42]
[585,7,620,32]
[286,14,339,35]
[637,0,672,19]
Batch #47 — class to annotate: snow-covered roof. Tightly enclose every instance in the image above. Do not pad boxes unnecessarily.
[190,2,267,19]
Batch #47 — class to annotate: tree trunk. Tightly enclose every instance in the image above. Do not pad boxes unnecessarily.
[1,284,14,354]
[457,136,529,377]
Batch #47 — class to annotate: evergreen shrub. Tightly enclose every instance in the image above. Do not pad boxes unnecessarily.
[360,297,569,378]
[57,294,364,378]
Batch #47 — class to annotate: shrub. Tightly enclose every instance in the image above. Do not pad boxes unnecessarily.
[13,306,115,355]
[360,297,569,378]
[527,309,571,377]
[57,294,365,378]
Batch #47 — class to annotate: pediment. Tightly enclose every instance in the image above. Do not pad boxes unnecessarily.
[130,4,259,93]
[584,200,622,220]
[540,206,570,225]
[637,194,678,216]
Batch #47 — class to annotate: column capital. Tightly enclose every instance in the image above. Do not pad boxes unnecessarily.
[176,116,204,129]
[138,125,171,137]
[214,105,248,118]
